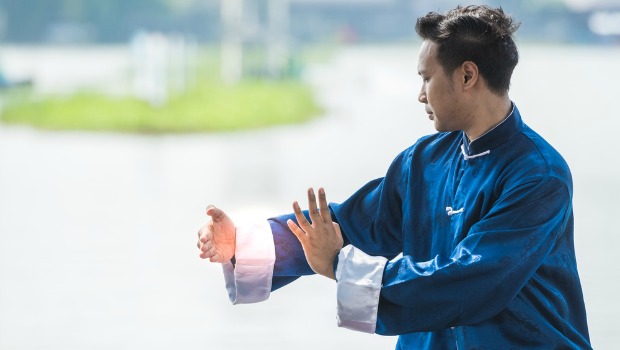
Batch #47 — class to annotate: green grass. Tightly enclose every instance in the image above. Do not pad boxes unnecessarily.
[0,44,335,133]
[0,79,323,133]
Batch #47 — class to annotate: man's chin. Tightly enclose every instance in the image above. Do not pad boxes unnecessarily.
[433,120,446,132]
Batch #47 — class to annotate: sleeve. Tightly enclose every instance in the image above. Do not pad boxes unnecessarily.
[371,176,572,335]
[334,244,388,333]
[329,149,411,257]
[221,209,322,302]
[267,213,316,290]
[222,220,276,304]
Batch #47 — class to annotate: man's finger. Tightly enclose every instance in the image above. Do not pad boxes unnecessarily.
[318,187,332,223]
[287,219,308,243]
[292,201,313,233]
[198,226,210,242]
[199,231,210,243]
[200,244,215,258]
[209,253,221,263]
[196,228,205,248]
[307,188,321,222]
[200,241,210,253]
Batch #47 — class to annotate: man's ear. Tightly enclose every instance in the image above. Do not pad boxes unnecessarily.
[461,61,479,89]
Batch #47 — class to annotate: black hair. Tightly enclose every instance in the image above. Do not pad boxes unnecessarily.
[415,5,520,95]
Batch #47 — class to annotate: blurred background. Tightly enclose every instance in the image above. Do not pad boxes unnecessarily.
[0,0,619,349]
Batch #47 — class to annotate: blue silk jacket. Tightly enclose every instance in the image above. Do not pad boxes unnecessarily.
[267,105,591,349]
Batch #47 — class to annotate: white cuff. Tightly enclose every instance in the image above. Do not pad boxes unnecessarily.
[222,220,275,304]
[335,245,388,333]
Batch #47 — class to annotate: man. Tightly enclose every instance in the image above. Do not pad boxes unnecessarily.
[197,5,591,349]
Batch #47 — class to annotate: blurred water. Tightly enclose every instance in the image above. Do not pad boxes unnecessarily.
[0,44,618,349]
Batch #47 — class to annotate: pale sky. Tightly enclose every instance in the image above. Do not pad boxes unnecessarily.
[564,0,620,10]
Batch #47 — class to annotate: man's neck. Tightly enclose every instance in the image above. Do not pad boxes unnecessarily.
[465,95,513,142]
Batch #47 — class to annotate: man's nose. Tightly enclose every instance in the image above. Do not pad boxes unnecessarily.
[418,89,427,104]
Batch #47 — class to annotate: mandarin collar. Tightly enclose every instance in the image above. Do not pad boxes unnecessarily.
[462,103,523,156]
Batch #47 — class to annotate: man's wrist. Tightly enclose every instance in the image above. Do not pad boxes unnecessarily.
[322,264,336,280]
[321,250,340,280]
[332,253,340,281]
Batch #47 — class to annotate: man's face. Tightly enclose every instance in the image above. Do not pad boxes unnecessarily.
[417,41,463,132]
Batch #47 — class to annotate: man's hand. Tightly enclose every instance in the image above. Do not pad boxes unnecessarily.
[287,188,344,280]
[197,205,236,263]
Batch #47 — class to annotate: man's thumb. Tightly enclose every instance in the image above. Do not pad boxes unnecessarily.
[206,205,226,222]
